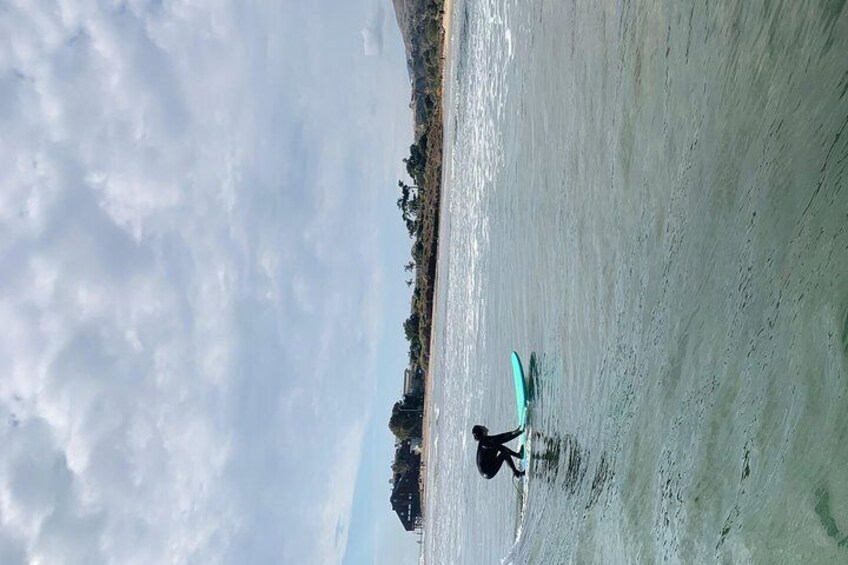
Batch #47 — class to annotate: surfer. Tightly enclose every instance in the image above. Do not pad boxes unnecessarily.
[472,425,525,479]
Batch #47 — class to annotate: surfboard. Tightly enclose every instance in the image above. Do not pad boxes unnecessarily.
[510,351,533,542]
[511,351,529,471]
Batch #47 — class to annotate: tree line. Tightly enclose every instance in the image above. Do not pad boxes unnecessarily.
[387,0,445,492]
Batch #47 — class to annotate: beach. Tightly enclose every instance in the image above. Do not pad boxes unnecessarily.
[418,0,454,517]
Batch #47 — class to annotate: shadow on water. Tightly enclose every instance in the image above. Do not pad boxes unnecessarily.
[715,441,752,552]
[526,352,539,401]
[526,352,613,511]
[529,432,613,511]
[841,305,848,360]
[814,487,848,549]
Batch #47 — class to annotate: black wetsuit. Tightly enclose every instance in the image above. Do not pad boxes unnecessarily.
[475,428,523,479]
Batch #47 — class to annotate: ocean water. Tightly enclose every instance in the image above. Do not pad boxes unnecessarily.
[421,1,848,564]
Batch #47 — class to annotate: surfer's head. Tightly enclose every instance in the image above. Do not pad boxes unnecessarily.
[472,425,488,440]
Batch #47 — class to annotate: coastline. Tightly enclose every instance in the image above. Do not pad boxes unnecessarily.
[419,0,453,518]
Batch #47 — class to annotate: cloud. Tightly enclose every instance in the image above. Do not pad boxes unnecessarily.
[0,0,409,563]
[316,421,368,564]
[361,3,386,57]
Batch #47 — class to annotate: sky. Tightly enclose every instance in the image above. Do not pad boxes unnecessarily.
[0,0,420,563]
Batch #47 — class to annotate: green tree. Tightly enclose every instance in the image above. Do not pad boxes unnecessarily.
[403,314,420,342]
[389,398,422,441]
[404,140,427,184]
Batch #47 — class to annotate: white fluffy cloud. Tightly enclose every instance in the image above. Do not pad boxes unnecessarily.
[0,0,404,563]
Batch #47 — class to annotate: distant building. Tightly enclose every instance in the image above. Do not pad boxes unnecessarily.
[391,440,422,531]
[403,368,415,395]
[403,367,424,396]
[390,467,421,531]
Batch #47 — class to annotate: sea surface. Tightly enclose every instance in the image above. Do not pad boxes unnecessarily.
[421,1,848,563]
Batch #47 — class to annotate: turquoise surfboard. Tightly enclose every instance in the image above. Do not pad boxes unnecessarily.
[511,351,529,470]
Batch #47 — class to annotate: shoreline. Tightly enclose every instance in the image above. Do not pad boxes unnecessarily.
[419,0,453,519]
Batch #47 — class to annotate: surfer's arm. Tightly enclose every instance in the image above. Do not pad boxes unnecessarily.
[486,428,523,445]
